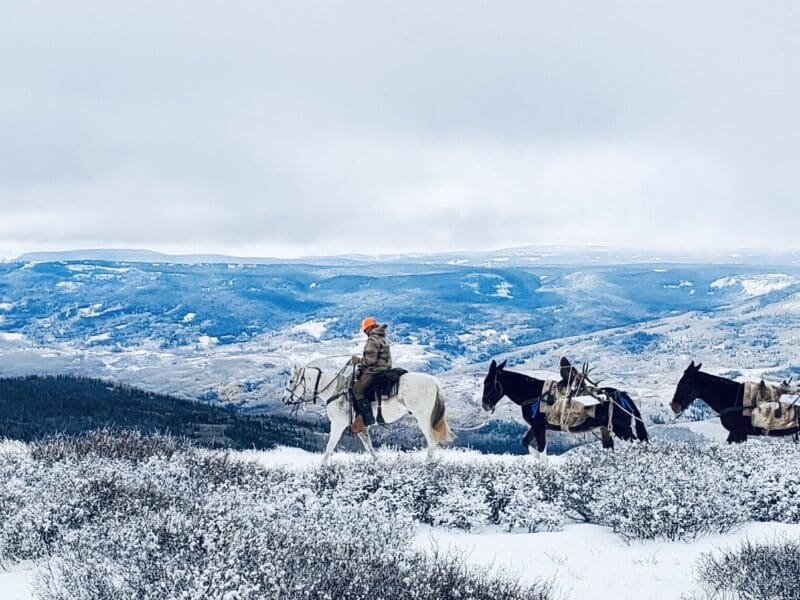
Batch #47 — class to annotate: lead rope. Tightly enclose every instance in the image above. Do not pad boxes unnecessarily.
[347,363,356,435]
[607,394,615,437]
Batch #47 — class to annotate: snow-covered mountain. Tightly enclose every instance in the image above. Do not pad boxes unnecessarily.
[14,245,800,267]
[1,253,800,435]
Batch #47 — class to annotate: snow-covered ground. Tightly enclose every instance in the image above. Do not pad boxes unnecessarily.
[4,444,800,599]
[416,522,800,600]
[0,562,35,600]
[247,446,800,598]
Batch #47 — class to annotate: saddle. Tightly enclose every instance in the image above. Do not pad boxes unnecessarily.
[743,381,800,432]
[351,368,408,426]
[365,368,408,402]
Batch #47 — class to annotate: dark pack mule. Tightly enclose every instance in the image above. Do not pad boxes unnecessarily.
[671,361,800,443]
[482,358,648,457]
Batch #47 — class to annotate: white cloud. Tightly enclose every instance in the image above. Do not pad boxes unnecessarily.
[0,1,798,258]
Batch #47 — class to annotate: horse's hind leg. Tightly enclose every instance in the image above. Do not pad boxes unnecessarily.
[405,399,438,458]
[600,427,615,449]
[357,430,377,459]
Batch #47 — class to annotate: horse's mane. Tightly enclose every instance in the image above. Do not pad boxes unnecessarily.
[501,369,546,385]
[695,370,742,392]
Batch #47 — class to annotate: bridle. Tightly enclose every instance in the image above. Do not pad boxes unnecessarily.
[483,373,504,412]
[284,366,322,405]
[284,362,351,406]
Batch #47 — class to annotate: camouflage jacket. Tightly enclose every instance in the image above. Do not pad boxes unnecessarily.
[361,324,392,373]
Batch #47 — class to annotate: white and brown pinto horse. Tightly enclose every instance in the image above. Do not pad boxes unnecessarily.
[283,365,453,464]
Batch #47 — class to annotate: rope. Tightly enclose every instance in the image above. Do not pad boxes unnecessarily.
[604,393,647,425]
[607,394,615,437]
[453,414,494,432]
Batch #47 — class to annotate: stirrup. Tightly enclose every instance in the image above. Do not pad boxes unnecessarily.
[376,400,386,425]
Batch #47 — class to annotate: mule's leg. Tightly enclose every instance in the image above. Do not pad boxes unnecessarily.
[615,422,635,442]
[726,430,747,444]
[322,419,348,465]
[600,426,614,449]
[528,423,548,463]
[357,430,377,459]
[522,427,536,452]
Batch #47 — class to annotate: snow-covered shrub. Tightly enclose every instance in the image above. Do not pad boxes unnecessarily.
[559,440,746,541]
[0,433,553,600]
[695,537,800,600]
[428,487,491,530]
[710,442,800,524]
[38,490,420,600]
[497,486,563,533]
[6,425,800,600]
[30,428,184,462]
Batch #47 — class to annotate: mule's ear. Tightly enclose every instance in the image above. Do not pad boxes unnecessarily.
[695,362,702,372]
[498,359,507,370]
[688,360,696,371]
[489,359,497,371]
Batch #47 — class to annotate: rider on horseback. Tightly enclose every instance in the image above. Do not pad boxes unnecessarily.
[350,317,392,433]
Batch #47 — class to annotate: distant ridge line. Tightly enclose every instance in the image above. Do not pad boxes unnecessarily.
[13,247,800,267]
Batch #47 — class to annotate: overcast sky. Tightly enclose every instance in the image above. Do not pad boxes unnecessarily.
[1,1,797,259]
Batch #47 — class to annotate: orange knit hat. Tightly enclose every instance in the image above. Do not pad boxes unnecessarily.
[360,316,377,332]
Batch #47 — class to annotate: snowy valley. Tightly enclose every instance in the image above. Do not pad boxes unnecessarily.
[2,250,800,599]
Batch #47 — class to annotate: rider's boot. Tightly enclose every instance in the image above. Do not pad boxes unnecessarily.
[351,414,366,434]
[356,398,375,426]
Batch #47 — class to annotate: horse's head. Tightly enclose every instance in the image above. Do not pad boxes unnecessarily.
[670,361,702,414]
[283,365,308,404]
[482,359,507,411]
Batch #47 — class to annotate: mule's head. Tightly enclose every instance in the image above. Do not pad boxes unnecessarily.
[670,361,702,414]
[482,359,507,411]
[282,365,307,404]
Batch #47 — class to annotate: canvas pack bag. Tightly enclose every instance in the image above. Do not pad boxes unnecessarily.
[539,393,598,430]
[743,381,800,432]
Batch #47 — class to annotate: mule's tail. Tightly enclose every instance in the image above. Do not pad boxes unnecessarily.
[431,385,455,444]
[628,395,649,442]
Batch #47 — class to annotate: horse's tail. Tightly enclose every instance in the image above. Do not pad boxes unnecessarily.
[431,385,455,444]
[626,394,649,442]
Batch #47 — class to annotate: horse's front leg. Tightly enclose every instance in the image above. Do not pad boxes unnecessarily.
[322,411,348,465]
[357,430,377,459]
